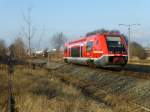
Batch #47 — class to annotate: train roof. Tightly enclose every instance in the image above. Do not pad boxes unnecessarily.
[67,34,99,45]
[68,37,86,45]
[66,33,123,46]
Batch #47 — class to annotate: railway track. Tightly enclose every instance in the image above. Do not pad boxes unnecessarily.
[44,62,150,112]
[24,60,150,111]
[96,67,150,80]
[69,63,150,80]
[48,69,150,112]
[30,59,150,80]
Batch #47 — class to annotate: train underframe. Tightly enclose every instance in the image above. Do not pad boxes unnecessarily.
[64,55,128,68]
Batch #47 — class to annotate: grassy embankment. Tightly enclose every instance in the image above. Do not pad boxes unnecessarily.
[0,65,8,112]
[0,65,112,112]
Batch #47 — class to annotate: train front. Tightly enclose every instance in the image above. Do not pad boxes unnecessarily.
[98,34,128,68]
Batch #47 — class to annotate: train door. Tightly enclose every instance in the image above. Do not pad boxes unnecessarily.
[69,48,71,57]
[80,44,83,57]
[93,38,102,58]
[86,41,93,58]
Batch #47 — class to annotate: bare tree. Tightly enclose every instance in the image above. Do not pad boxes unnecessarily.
[86,29,109,36]
[22,7,35,56]
[51,32,67,51]
[86,28,128,43]
[86,29,122,36]
[9,37,26,59]
[37,26,45,49]
[0,40,6,61]
[130,42,147,59]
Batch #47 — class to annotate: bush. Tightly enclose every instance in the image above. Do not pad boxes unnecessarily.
[130,42,147,59]
[86,29,121,36]
[9,37,26,59]
[0,40,7,63]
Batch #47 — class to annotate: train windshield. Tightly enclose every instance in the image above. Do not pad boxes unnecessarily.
[106,36,126,53]
[106,36,121,47]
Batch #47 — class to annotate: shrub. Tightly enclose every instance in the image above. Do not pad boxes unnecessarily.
[130,42,147,59]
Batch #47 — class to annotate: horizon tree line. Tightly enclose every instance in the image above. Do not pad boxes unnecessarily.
[0,29,148,61]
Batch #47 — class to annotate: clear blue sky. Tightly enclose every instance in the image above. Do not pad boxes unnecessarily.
[0,0,150,48]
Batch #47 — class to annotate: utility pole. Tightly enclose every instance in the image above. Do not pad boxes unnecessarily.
[119,24,140,61]
[22,7,34,56]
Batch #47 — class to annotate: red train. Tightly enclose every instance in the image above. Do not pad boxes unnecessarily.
[64,33,128,68]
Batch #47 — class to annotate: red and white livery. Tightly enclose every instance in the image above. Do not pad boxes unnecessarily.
[64,33,128,68]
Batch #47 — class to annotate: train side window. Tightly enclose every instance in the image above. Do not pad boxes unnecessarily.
[86,41,93,52]
[71,46,80,57]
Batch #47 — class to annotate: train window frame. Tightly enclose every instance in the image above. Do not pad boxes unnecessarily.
[71,46,80,57]
[86,41,93,52]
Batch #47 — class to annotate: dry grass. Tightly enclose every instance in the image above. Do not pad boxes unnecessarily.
[129,59,150,65]
[53,64,150,112]
[9,65,112,112]
[1,63,149,112]
[54,72,135,112]
[0,65,8,112]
